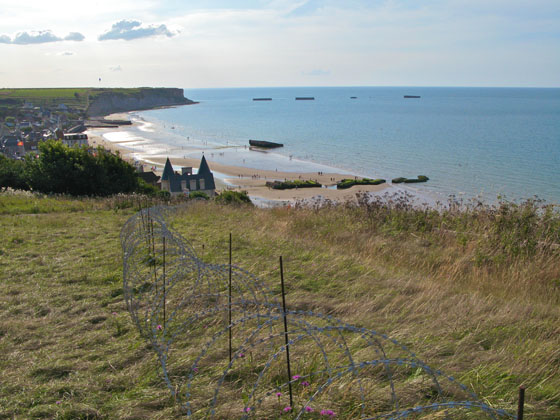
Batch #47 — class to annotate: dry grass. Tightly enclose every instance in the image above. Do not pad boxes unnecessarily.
[0,193,558,419]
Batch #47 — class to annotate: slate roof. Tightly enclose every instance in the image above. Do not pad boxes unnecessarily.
[162,156,215,193]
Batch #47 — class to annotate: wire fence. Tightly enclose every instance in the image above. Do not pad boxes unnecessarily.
[121,205,517,419]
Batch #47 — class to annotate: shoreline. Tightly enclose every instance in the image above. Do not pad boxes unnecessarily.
[86,112,395,204]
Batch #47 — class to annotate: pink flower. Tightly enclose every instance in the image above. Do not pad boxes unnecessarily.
[239,352,245,358]
[292,375,301,380]
[276,392,282,397]
[243,407,251,413]
[321,409,335,417]
[156,324,163,330]
[305,406,314,412]
[283,406,292,413]
[111,312,117,315]
[301,381,310,387]
[193,367,198,373]
[56,400,62,405]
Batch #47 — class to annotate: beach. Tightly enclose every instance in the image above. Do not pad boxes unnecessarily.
[87,112,391,204]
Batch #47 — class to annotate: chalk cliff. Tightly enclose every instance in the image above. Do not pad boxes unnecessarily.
[86,88,196,117]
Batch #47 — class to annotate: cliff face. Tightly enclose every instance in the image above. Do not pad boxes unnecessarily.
[87,88,196,117]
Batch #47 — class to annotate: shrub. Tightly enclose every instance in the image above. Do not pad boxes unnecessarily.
[267,180,322,190]
[215,190,252,205]
[0,155,28,190]
[337,178,386,189]
[189,191,210,200]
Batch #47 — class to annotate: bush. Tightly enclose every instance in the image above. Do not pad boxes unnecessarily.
[0,155,28,190]
[189,191,210,200]
[337,178,386,189]
[266,179,322,190]
[215,190,252,205]
[24,140,139,196]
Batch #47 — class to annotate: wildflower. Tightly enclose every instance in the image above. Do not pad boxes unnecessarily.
[193,367,198,373]
[305,406,314,412]
[301,381,310,387]
[56,400,62,405]
[292,375,301,380]
[243,407,251,413]
[321,409,335,417]
[156,324,163,330]
[111,312,117,315]
[276,392,282,397]
[239,352,245,358]
[283,406,292,413]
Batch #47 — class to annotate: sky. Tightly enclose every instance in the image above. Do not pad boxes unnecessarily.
[0,0,559,88]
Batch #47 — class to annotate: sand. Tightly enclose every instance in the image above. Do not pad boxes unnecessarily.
[86,115,390,203]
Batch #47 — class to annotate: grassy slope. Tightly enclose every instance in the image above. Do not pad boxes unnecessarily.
[0,194,558,419]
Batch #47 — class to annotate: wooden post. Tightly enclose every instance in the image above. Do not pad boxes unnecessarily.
[280,256,293,408]
[229,233,232,364]
[517,386,525,420]
[163,236,166,330]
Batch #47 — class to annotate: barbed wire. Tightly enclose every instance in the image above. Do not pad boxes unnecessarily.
[121,205,515,419]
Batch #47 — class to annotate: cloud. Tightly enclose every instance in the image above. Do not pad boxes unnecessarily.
[64,32,85,41]
[0,30,85,44]
[12,30,61,44]
[109,65,123,71]
[98,20,175,41]
[58,51,75,56]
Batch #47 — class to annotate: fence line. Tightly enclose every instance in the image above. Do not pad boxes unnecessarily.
[121,205,516,419]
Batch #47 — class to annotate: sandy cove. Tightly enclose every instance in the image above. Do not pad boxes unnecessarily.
[87,115,389,203]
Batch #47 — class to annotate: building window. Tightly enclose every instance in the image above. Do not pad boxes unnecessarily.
[190,179,197,190]
[199,179,205,190]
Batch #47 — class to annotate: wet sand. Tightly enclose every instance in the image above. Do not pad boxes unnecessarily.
[86,115,390,203]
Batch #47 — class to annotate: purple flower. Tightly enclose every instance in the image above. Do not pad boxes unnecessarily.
[276,392,282,397]
[193,367,198,373]
[239,352,245,358]
[321,409,335,417]
[283,406,292,413]
[156,324,163,331]
[243,407,251,413]
[301,381,310,387]
[111,312,117,315]
[305,406,314,412]
[292,375,301,380]
[56,400,62,405]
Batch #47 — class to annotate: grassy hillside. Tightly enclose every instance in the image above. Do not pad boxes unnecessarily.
[0,191,558,419]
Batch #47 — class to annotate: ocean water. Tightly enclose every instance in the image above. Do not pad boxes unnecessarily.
[122,87,559,204]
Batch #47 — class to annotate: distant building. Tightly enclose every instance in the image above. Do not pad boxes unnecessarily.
[160,156,216,197]
[62,133,88,147]
[1,135,25,158]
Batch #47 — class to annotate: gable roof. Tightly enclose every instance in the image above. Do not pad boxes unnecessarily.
[162,155,215,193]
[161,157,174,181]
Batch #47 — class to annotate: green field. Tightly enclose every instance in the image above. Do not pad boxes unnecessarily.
[0,192,558,419]
[0,88,144,111]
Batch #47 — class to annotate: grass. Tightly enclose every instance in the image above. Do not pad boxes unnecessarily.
[0,191,559,419]
[0,87,149,111]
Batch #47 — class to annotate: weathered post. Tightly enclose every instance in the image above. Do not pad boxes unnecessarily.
[517,386,525,420]
[162,236,166,330]
[229,233,233,364]
[280,256,293,408]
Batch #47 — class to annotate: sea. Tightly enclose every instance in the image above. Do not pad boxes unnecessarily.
[101,87,560,205]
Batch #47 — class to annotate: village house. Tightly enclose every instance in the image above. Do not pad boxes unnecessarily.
[62,133,88,148]
[160,156,216,197]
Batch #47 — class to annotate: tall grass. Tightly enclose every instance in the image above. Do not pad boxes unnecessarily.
[0,192,558,418]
